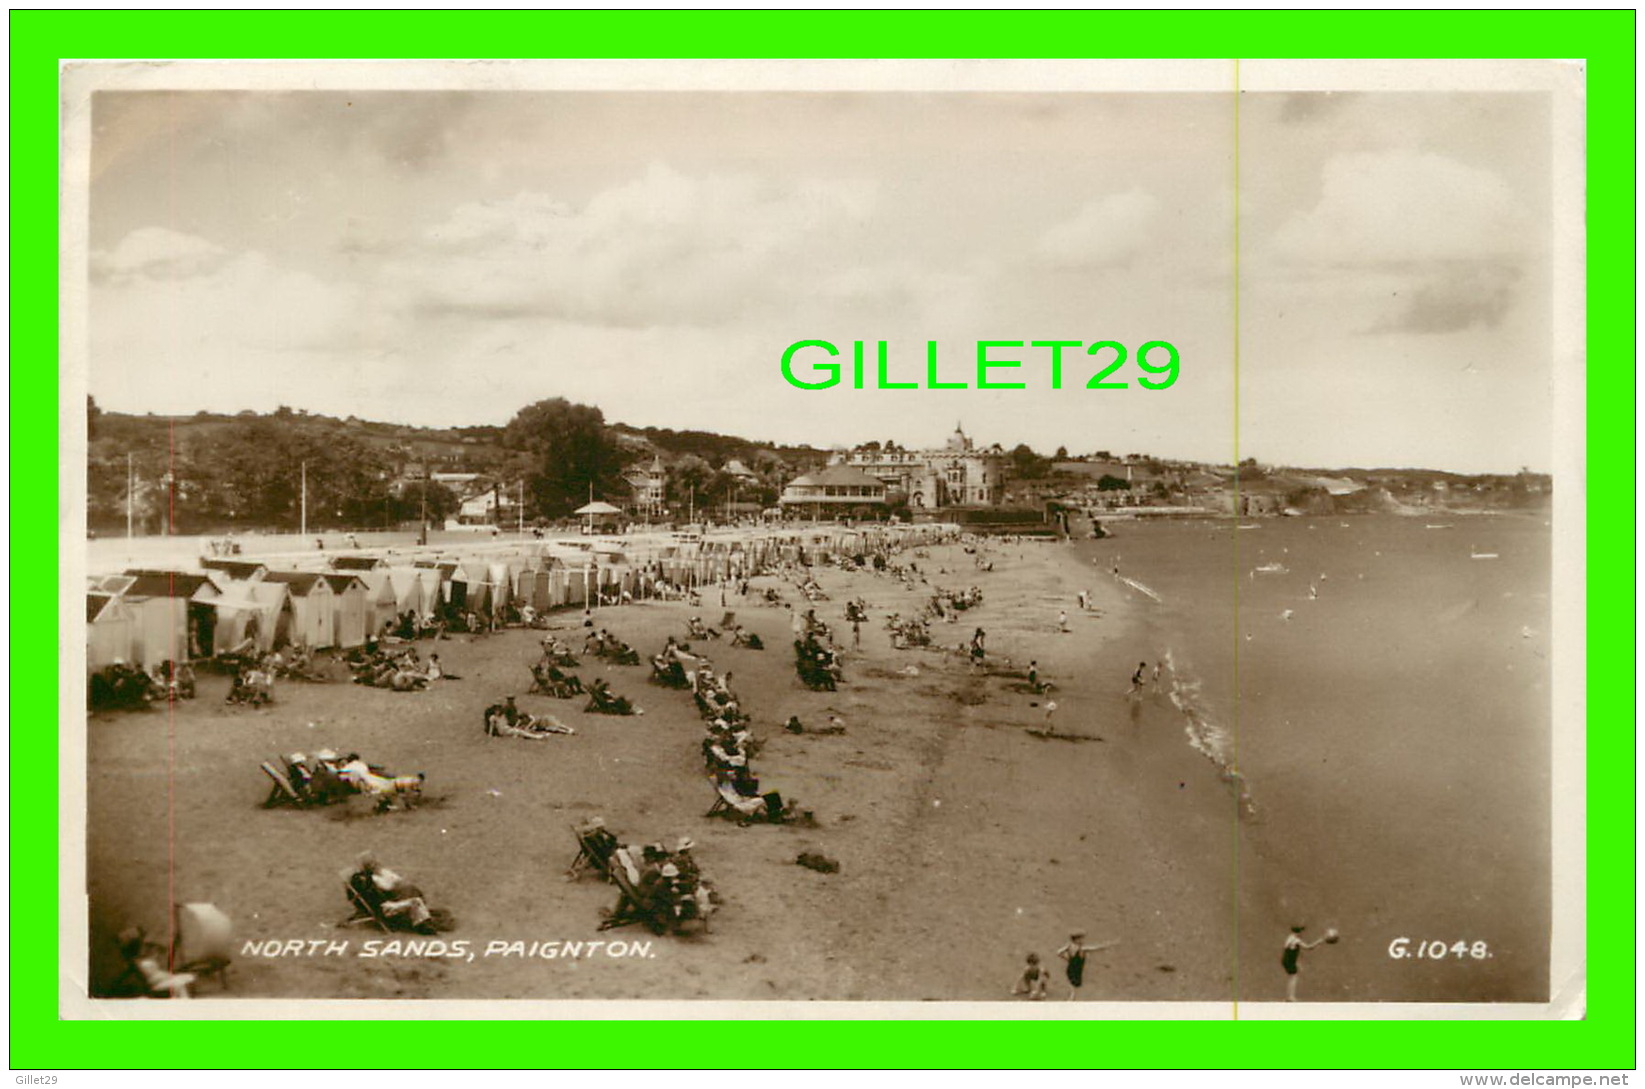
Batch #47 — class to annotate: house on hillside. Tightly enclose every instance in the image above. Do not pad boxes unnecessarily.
[844,424,1007,508]
[623,455,667,520]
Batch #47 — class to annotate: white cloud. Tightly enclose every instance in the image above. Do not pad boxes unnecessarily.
[90,226,228,282]
[92,245,362,379]
[393,163,885,328]
[1034,190,1160,268]
[1268,151,1529,267]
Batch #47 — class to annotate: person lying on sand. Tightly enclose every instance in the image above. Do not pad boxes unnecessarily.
[333,754,425,801]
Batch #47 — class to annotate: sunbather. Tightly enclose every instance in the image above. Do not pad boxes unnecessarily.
[346,855,444,933]
[118,929,195,998]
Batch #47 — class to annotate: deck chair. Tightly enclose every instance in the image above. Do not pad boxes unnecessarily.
[598,862,670,935]
[170,902,233,991]
[340,873,392,932]
[260,762,306,808]
[566,823,619,882]
[706,778,768,823]
[718,611,736,630]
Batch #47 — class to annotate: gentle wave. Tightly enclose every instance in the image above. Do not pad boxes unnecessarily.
[1161,648,1256,819]
[1116,575,1162,602]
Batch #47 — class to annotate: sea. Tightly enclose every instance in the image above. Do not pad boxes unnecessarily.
[1076,512,1553,1002]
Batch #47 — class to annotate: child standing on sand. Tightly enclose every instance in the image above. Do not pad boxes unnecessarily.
[1057,932,1117,1000]
[1282,925,1337,1001]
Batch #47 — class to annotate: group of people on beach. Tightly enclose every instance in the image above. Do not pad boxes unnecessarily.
[792,608,845,691]
[349,643,451,691]
[89,658,198,711]
[1014,932,1118,1000]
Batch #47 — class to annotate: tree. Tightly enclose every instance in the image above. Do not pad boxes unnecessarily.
[503,398,628,519]
[1009,443,1052,480]
[394,481,458,524]
[1097,474,1131,491]
[87,396,102,440]
[667,454,714,506]
[1054,445,1069,460]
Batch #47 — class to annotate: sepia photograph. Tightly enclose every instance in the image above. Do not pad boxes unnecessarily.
[61,58,1583,1013]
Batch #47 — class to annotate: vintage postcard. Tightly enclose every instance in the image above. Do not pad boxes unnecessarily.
[59,58,1585,1018]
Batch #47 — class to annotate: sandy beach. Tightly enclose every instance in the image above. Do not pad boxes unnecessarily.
[85,535,1248,1003]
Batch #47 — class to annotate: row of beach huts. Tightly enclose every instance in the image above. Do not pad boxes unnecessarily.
[85,523,959,673]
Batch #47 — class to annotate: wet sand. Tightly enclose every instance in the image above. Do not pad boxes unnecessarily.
[85,537,1249,1003]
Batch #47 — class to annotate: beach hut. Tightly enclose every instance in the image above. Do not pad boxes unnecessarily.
[356,570,401,636]
[386,568,431,618]
[243,581,295,650]
[211,588,280,656]
[447,561,490,613]
[321,574,369,649]
[123,593,189,669]
[261,572,336,648]
[200,558,269,583]
[331,555,387,572]
[91,573,137,596]
[487,562,516,616]
[121,572,226,662]
[414,561,460,607]
[87,592,136,672]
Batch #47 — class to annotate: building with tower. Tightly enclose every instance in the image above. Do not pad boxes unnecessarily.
[843,423,1008,509]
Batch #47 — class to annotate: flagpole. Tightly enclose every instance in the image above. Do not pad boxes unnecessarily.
[126,453,134,539]
[301,460,308,540]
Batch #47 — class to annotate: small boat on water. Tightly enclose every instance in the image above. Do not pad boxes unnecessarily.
[1426,524,1454,530]
[1470,545,1499,560]
[1254,562,1288,574]
[1237,524,1260,531]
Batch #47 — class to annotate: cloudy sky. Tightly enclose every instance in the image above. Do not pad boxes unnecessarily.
[86,84,1554,472]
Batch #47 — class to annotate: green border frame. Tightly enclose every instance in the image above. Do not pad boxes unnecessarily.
[14,10,1634,1071]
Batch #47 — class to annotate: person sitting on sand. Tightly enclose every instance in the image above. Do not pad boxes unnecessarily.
[1012,952,1049,1000]
[423,653,460,681]
[483,695,529,734]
